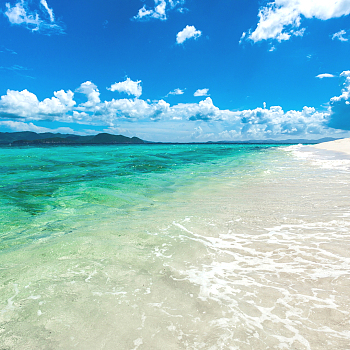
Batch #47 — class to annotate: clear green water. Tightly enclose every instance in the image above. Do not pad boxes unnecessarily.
[0,144,280,251]
[1,144,349,350]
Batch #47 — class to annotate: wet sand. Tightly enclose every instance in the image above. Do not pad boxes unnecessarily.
[1,145,349,349]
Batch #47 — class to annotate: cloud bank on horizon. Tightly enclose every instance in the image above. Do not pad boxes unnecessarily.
[1,74,350,141]
[1,0,350,141]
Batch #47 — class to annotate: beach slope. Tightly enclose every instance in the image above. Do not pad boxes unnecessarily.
[312,137,350,156]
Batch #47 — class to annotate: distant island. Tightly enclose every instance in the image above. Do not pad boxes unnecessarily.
[0,131,339,146]
[0,132,145,145]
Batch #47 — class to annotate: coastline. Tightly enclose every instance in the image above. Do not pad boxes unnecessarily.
[311,137,350,156]
[1,144,350,349]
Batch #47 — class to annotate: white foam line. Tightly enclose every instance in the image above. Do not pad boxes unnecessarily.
[152,216,350,347]
[1,284,19,315]
[131,338,143,350]
[285,144,350,171]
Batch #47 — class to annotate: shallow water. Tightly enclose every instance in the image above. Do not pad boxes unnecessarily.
[0,144,349,349]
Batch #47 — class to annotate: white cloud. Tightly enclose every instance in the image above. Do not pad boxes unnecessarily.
[39,90,76,115]
[5,1,40,30]
[54,90,76,109]
[76,81,101,108]
[135,6,154,20]
[245,0,350,43]
[6,77,350,140]
[237,105,328,137]
[330,71,350,102]
[134,0,184,21]
[194,88,209,97]
[332,29,348,41]
[102,98,170,121]
[139,0,166,20]
[40,0,54,22]
[0,120,74,133]
[167,88,184,96]
[108,78,142,98]
[239,32,246,44]
[316,73,336,79]
[327,71,350,130]
[176,25,202,44]
[0,89,39,118]
[4,0,64,34]
[168,97,237,122]
[0,88,75,119]
[191,126,203,139]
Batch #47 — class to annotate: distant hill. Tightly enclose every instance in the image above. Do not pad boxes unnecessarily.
[0,132,144,145]
[0,131,73,144]
[0,131,340,146]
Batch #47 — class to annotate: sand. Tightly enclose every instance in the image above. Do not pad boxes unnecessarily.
[312,137,350,156]
[1,145,350,349]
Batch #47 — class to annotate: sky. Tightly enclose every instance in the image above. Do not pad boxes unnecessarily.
[1,0,350,142]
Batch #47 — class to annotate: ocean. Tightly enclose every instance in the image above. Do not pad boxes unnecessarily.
[0,144,349,350]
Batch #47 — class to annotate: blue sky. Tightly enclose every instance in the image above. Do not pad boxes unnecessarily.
[1,0,350,141]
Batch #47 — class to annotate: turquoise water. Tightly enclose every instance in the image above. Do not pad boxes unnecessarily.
[0,144,280,251]
[1,144,350,350]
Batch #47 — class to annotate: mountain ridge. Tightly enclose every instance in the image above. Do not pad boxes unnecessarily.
[0,132,340,145]
[0,132,144,145]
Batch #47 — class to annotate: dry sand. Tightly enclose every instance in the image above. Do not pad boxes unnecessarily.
[312,137,350,156]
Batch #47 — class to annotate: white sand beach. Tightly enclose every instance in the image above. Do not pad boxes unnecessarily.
[1,144,350,350]
[312,137,350,156]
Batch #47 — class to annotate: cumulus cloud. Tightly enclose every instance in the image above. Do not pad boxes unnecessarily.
[237,105,328,137]
[316,73,336,79]
[39,90,76,116]
[244,0,350,43]
[4,0,64,34]
[76,81,101,108]
[328,71,350,130]
[332,29,348,41]
[0,85,329,138]
[136,0,166,21]
[0,89,39,118]
[6,76,350,140]
[108,78,142,98]
[168,97,237,122]
[100,98,170,122]
[0,88,75,120]
[176,25,202,44]
[194,88,209,97]
[134,0,184,21]
[163,99,329,139]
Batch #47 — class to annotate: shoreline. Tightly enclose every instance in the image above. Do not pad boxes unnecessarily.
[311,137,350,156]
[1,144,350,349]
